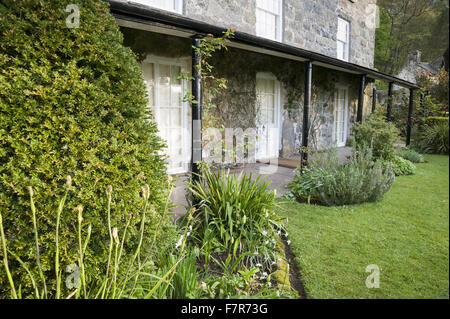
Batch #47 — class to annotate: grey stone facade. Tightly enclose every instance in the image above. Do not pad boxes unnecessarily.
[125,0,377,68]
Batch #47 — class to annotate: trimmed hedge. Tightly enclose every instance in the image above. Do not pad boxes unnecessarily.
[0,0,171,296]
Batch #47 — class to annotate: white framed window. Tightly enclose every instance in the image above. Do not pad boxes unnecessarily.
[337,17,350,62]
[141,56,190,174]
[256,0,283,41]
[132,0,183,14]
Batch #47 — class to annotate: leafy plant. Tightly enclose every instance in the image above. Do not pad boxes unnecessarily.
[287,147,395,206]
[397,147,425,163]
[352,111,399,161]
[0,0,170,294]
[383,156,416,176]
[415,120,449,155]
[0,182,189,299]
[188,164,285,270]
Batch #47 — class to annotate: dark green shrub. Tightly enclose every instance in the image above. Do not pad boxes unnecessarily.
[351,111,399,160]
[397,147,425,163]
[287,147,395,206]
[415,120,449,155]
[0,0,170,296]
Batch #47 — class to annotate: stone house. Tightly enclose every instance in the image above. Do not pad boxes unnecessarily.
[396,50,445,86]
[106,0,417,175]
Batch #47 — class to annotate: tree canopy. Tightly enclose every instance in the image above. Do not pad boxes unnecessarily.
[375,0,449,75]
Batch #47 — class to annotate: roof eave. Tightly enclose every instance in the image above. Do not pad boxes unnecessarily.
[106,0,419,89]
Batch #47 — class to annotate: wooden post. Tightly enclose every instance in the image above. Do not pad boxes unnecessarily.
[191,36,202,183]
[372,87,377,113]
[301,61,313,168]
[386,82,394,122]
[406,89,414,146]
[357,74,366,122]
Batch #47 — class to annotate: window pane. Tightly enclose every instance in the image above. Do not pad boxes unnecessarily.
[135,0,176,11]
[141,62,155,107]
[337,19,348,42]
[337,41,344,60]
[256,0,280,40]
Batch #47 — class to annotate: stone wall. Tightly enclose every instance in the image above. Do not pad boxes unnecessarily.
[208,48,372,157]
[120,0,377,68]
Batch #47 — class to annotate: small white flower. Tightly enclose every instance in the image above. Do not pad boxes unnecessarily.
[265,240,269,245]
[261,230,267,236]
[268,282,272,288]
[287,240,291,245]
[175,235,184,248]
[189,225,192,231]
[262,272,268,277]
[285,232,289,237]
[186,231,191,237]
[265,212,269,218]
[255,263,262,267]
[277,230,281,236]
[277,257,282,261]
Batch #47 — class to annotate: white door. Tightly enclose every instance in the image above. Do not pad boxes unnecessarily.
[256,73,280,160]
[333,86,349,147]
[141,58,189,174]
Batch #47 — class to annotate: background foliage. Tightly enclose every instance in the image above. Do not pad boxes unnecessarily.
[375,0,449,76]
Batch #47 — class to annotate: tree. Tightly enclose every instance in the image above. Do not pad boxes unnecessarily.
[375,0,448,75]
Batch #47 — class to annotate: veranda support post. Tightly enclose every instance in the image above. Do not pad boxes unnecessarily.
[372,87,377,113]
[357,74,366,122]
[301,61,313,168]
[191,36,202,183]
[387,81,394,121]
[406,89,414,146]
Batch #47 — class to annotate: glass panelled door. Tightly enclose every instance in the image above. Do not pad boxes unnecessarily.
[256,74,280,160]
[333,87,349,147]
[141,59,189,174]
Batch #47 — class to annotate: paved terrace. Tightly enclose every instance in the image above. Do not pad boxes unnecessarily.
[170,147,352,218]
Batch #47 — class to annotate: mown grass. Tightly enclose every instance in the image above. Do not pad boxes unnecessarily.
[278,155,449,298]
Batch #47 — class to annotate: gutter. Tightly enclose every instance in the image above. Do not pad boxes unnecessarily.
[105,0,419,89]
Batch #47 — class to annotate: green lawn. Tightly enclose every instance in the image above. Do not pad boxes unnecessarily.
[278,155,449,299]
